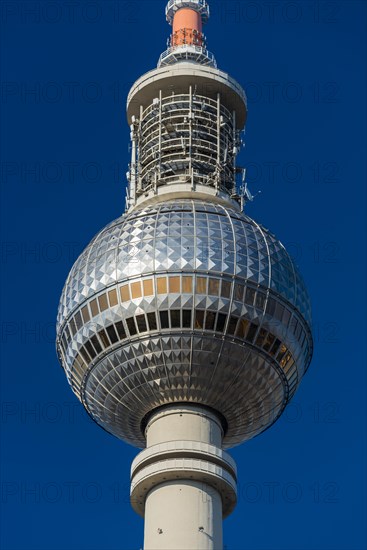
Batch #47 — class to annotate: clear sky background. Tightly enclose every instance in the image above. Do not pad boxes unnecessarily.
[1,1,366,549]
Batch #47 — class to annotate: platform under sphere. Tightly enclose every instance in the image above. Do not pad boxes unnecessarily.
[56,199,313,448]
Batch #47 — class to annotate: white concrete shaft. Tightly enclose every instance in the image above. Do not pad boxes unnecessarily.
[144,480,223,550]
[143,405,226,550]
[145,405,223,447]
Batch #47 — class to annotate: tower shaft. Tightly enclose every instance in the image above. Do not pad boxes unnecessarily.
[144,481,222,550]
[130,405,237,550]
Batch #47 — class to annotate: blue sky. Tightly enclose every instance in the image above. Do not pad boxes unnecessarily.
[1,1,366,549]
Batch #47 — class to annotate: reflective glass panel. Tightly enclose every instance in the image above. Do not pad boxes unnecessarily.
[120,285,130,302]
[115,321,126,340]
[182,276,193,293]
[170,310,180,328]
[98,294,108,312]
[234,283,244,301]
[270,338,281,356]
[246,323,258,342]
[236,318,249,338]
[80,346,90,363]
[64,325,71,344]
[182,310,192,328]
[208,279,220,296]
[221,281,231,298]
[227,316,238,335]
[131,282,142,299]
[81,306,90,323]
[91,335,102,354]
[195,310,205,329]
[216,313,227,332]
[277,343,288,362]
[136,315,147,333]
[255,292,266,309]
[108,289,118,307]
[263,332,275,352]
[157,277,167,294]
[85,341,96,359]
[147,312,157,331]
[126,317,138,335]
[90,299,99,317]
[74,311,83,331]
[196,277,207,294]
[69,319,77,337]
[106,324,118,344]
[98,329,110,348]
[281,353,293,371]
[255,328,267,347]
[266,297,276,315]
[143,279,154,296]
[205,311,216,330]
[169,277,180,293]
[245,288,256,306]
[160,311,169,329]
[274,303,284,321]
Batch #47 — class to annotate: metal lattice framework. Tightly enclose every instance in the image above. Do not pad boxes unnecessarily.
[130,91,240,201]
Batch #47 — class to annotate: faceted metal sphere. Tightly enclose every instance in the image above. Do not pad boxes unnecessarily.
[56,199,313,448]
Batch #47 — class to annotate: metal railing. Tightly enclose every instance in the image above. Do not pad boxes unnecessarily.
[137,92,237,196]
[158,45,217,68]
[165,0,210,24]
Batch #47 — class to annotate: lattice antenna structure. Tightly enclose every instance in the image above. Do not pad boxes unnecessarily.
[56,2,313,549]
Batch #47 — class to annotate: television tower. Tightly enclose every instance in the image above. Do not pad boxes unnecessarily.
[56,1,313,548]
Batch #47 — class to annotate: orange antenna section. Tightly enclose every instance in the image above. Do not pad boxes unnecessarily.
[172,8,203,47]
[159,0,216,68]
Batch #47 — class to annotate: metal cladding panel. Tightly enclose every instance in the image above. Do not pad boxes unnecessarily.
[56,198,313,448]
[84,337,285,448]
[58,200,311,326]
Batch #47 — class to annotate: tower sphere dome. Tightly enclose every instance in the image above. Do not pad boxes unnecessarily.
[57,198,313,448]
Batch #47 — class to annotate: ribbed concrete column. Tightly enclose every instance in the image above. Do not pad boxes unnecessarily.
[130,405,237,550]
